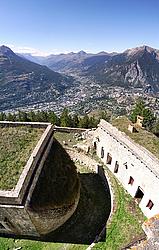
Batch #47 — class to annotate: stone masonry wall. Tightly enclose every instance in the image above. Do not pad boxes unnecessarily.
[0,122,53,205]
[54,126,86,133]
[0,122,55,236]
[0,204,39,237]
[94,119,159,218]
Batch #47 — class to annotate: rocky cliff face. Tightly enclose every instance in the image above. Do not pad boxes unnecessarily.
[86,46,159,92]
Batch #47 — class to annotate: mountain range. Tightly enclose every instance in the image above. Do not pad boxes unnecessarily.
[20,50,116,74]
[0,44,159,112]
[86,46,159,91]
[21,45,159,92]
[0,46,73,111]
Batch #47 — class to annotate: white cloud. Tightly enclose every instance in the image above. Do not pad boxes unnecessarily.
[6,44,51,56]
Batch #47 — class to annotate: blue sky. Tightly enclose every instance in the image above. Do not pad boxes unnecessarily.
[0,0,159,55]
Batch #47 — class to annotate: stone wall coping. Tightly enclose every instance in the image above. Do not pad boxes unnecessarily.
[54,126,87,133]
[25,135,54,206]
[0,121,51,127]
[99,119,159,178]
[0,122,54,205]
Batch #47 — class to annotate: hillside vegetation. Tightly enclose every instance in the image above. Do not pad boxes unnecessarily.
[112,116,159,159]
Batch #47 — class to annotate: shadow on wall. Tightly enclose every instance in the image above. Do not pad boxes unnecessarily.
[0,139,111,244]
[29,138,80,212]
[43,172,111,244]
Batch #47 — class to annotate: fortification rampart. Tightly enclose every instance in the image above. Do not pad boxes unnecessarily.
[94,119,159,218]
[0,122,54,205]
[54,125,87,133]
[99,119,159,177]
[0,122,55,236]
[0,121,50,128]
[0,122,80,237]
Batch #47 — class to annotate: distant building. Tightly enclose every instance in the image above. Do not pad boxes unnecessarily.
[128,124,137,133]
[136,115,144,128]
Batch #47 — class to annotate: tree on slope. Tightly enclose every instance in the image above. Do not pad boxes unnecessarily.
[130,100,155,130]
[60,108,72,127]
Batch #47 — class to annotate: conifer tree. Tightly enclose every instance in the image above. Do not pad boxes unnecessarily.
[78,115,89,128]
[48,111,59,125]
[0,112,6,121]
[60,108,72,127]
[28,111,36,122]
[72,114,79,127]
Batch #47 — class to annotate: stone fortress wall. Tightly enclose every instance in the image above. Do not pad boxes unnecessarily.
[54,125,87,133]
[1,119,158,242]
[93,119,159,218]
[0,121,54,205]
[0,122,80,237]
[0,121,54,236]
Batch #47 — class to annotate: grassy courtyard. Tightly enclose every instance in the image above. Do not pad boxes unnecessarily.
[0,163,146,250]
[0,126,44,190]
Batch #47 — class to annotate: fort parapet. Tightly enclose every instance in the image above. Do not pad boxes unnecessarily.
[0,121,53,205]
